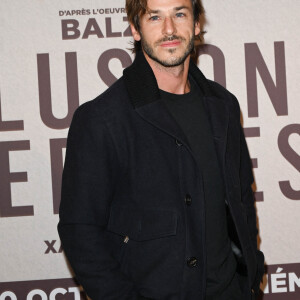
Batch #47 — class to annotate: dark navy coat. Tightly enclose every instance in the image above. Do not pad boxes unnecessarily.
[58,51,264,300]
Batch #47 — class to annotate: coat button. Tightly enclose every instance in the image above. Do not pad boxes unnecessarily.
[175,139,183,146]
[187,257,197,267]
[185,194,192,206]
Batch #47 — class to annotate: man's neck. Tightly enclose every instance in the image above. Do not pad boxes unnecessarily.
[143,51,191,95]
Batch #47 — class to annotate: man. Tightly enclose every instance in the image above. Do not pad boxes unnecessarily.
[58,0,264,299]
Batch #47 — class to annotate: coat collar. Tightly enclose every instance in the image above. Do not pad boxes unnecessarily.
[123,51,213,108]
[123,51,229,166]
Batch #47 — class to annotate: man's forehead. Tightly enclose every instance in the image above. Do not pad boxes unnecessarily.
[145,0,193,12]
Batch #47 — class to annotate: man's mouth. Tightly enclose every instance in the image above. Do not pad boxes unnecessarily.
[160,40,181,47]
[157,36,184,48]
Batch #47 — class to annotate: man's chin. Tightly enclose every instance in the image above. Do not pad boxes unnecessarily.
[152,55,189,68]
[144,50,187,68]
[161,59,186,67]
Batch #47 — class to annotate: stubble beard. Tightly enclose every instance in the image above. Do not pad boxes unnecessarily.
[141,34,195,68]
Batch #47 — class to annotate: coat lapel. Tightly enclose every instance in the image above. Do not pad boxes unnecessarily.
[203,96,229,173]
[136,100,191,148]
[123,51,191,148]
[123,51,230,166]
[188,61,230,171]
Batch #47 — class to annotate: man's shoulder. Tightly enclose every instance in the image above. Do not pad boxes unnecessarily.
[73,77,130,121]
[206,80,236,101]
[205,79,240,113]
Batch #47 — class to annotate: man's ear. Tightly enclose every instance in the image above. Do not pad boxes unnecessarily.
[130,24,141,41]
[194,20,201,36]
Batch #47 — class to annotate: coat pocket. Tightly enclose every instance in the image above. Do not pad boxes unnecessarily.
[107,207,178,241]
[107,207,180,288]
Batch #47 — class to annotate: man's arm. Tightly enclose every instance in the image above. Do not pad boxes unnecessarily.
[239,124,258,249]
[58,103,139,299]
[238,106,265,295]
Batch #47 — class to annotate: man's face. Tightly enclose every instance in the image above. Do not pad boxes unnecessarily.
[131,0,200,67]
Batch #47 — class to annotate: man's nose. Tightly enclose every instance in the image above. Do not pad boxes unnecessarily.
[162,17,176,36]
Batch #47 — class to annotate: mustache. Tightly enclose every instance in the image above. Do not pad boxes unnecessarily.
[156,35,185,45]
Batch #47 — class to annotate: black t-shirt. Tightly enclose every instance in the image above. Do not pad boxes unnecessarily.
[160,78,238,298]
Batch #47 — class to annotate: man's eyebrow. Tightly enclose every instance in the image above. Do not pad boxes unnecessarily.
[174,6,189,11]
[147,6,189,14]
[147,9,160,14]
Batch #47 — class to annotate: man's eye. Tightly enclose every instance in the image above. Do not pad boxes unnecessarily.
[149,15,159,21]
[176,12,185,18]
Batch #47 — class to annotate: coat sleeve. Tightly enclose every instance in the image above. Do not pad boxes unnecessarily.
[237,102,265,295]
[239,124,257,248]
[57,103,139,300]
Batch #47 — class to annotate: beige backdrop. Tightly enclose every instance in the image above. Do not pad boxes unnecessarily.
[0,1,299,299]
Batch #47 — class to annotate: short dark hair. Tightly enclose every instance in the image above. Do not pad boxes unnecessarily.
[125,0,205,53]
